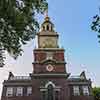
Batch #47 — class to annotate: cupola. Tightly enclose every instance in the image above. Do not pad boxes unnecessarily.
[41,14,55,32]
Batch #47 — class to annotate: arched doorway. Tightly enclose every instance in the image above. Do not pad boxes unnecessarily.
[47,84,54,100]
[40,82,60,100]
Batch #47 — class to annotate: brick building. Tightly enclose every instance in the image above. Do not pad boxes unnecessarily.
[1,15,94,100]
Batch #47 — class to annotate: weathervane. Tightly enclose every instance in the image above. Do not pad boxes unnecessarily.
[44,9,50,21]
[45,9,48,17]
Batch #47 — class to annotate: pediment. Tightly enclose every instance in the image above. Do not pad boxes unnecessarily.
[41,59,56,65]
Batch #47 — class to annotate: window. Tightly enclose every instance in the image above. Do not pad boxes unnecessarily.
[43,26,45,31]
[82,86,89,95]
[27,87,32,96]
[47,25,49,31]
[73,86,80,96]
[46,52,53,60]
[6,87,13,97]
[16,87,23,96]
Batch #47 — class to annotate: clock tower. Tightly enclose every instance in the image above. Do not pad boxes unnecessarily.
[32,14,69,75]
[31,15,70,100]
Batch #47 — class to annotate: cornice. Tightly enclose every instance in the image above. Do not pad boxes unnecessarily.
[32,61,66,64]
[33,48,65,51]
[30,73,70,78]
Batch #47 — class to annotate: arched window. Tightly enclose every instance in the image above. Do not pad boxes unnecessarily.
[43,26,45,31]
[47,25,49,31]
[41,82,60,100]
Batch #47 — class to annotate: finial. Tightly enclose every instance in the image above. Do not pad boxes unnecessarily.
[44,9,50,21]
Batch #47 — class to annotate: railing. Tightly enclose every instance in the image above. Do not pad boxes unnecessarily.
[69,76,81,79]
[10,76,31,80]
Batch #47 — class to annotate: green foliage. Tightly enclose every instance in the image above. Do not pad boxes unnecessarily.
[0,48,5,67]
[91,15,100,42]
[0,0,48,59]
[92,87,100,100]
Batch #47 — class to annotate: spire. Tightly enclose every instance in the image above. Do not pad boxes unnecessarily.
[45,9,48,17]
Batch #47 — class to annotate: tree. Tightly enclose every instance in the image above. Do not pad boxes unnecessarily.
[92,87,100,100]
[0,0,48,66]
[91,15,100,42]
[0,48,5,67]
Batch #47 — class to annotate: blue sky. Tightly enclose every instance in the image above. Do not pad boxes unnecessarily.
[47,0,100,86]
[0,0,100,96]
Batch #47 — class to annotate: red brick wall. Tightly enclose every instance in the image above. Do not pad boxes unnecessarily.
[34,49,65,62]
[33,49,66,74]
[34,52,46,62]
[53,52,64,61]
[31,78,70,100]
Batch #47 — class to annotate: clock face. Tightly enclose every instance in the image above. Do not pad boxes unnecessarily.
[42,38,55,48]
[46,64,54,72]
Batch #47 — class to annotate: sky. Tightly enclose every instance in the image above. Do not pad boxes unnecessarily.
[0,0,100,97]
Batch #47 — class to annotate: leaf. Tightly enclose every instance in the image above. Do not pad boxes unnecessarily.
[0,0,48,61]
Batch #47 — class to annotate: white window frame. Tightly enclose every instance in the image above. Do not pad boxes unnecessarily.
[46,52,53,60]
[6,87,13,97]
[16,87,23,96]
[82,86,89,95]
[73,86,80,96]
[27,87,32,96]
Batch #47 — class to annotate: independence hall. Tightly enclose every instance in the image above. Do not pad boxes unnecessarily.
[1,14,94,100]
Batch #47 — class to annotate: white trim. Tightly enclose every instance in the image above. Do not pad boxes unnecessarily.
[16,87,23,96]
[6,87,13,97]
[73,86,80,96]
[32,73,68,76]
[40,89,47,91]
[82,86,89,95]
[27,87,32,96]
[46,64,54,72]
[54,88,60,91]
[45,81,56,88]
[34,48,64,51]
